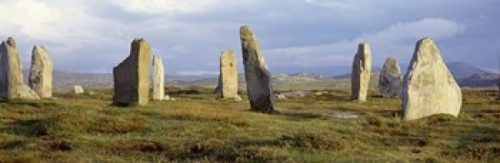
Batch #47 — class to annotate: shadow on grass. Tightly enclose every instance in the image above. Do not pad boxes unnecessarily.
[136,131,344,162]
[0,99,60,109]
[0,140,24,150]
[107,131,349,162]
[2,119,54,137]
[111,102,138,108]
[446,126,500,161]
[278,112,324,121]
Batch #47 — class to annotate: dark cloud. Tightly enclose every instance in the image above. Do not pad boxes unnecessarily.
[0,0,498,75]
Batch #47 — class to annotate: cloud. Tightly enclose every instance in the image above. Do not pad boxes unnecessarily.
[0,0,497,76]
[267,18,466,68]
[304,0,357,10]
[109,0,216,14]
[366,18,466,43]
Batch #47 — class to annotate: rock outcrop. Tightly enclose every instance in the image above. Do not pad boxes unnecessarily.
[240,26,274,112]
[113,38,151,106]
[0,37,40,100]
[152,55,165,101]
[351,43,371,102]
[29,46,53,98]
[402,38,462,121]
[379,57,402,97]
[215,50,241,100]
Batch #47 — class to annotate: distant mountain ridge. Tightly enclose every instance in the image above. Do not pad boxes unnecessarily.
[19,61,499,91]
[446,62,490,79]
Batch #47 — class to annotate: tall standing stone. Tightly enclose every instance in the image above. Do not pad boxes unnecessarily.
[240,26,274,112]
[351,43,372,102]
[379,57,402,98]
[498,59,500,100]
[402,38,462,121]
[0,37,40,100]
[29,46,53,98]
[215,50,241,100]
[113,38,151,106]
[152,55,165,101]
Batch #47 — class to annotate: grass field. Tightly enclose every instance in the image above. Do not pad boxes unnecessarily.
[0,87,499,162]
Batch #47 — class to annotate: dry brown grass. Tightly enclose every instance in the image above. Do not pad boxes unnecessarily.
[0,87,498,162]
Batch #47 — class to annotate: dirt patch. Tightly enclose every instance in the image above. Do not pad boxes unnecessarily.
[111,141,168,154]
[36,136,72,151]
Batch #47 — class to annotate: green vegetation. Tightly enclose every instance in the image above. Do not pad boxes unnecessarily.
[0,88,499,162]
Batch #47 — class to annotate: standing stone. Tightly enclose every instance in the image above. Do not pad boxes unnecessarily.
[379,57,402,98]
[240,26,274,112]
[0,37,40,100]
[402,38,462,121]
[215,50,241,100]
[498,59,500,100]
[73,85,84,94]
[113,38,151,106]
[29,46,53,98]
[351,43,372,102]
[498,73,500,100]
[152,55,165,101]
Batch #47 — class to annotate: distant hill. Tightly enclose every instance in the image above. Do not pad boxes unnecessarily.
[329,62,498,89]
[457,72,499,88]
[18,61,498,92]
[446,62,490,79]
[333,62,494,79]
[23,70,113,92]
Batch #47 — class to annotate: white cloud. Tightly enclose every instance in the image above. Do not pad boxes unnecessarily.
[364,18,466,43]
[0,0,124,49]
[110,0,216,14]
[304,0,357,10]
[108,0,257,15]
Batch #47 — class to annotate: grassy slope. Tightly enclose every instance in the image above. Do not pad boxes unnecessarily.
[0,88,499,162]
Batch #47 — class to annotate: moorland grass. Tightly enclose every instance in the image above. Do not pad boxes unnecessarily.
[0,88,499,162]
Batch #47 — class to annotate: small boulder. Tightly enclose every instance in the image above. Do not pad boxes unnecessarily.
[73,85,85,94]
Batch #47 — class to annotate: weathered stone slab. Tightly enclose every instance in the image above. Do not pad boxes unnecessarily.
[215,50,241,100]
[402,38,462,121]
[351,43,371,102]
[0,37,40,100]
[113,38,151,106]
[379,57,402,98]
[29,45,53,98]
[152,55,165,101]
[240,26,274,112]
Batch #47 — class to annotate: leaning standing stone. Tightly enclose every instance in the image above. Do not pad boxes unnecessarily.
[113,38,151,106]
[402,37,462,121]
[0,37,40,100]
[351,43,372,102]
[152,55,165,101]
[240,26,274,112]
[29,46,53,98]
[379,57,402,98]
[215,50,241,100]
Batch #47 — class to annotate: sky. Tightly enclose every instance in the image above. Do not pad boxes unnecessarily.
[0,0,498,76]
